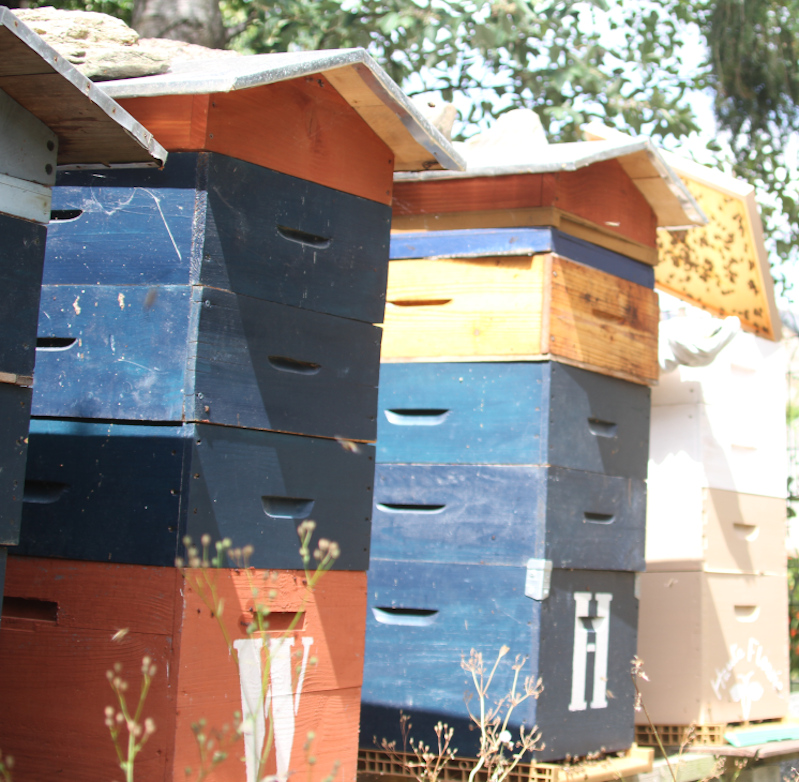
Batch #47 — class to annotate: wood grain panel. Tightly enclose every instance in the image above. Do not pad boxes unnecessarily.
[550,160,658,247]
[381,256,545,359]
[114,93,202,151]
[392,161,658,248]
[118,76,394,204]
[0,557,367,782]
[548,255,659,384]
[393,173,544,216]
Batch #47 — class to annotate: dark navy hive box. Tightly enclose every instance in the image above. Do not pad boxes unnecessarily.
[33,283,380,440]
[18,419,374,570]
[376,361,650,475]
[361,561,639,762]
[44,152,390,324]
[372,464,645,572]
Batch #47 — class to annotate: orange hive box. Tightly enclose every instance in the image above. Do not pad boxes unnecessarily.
[117,77,395,205]
[0,555,366,782]
[392,158,660,256]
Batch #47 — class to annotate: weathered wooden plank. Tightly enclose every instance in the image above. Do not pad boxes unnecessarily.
[117,74,395,204]
[189,287,381,440]
[0,213,46,379]
[361,562,638,761]
[375,362,650,477]
[0,384,31,546]
[33,285,381,440]
[371,464,646,571]
[19,421,375,570]
[547,255,659,385]
[0,556,366,781]
[34,284,192,422]
[392,161,658,247]
[45,152,392,323]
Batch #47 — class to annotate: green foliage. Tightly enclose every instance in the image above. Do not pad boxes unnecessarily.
[788,557,799,682]
[220,0,703,142]
[23,0,134,25]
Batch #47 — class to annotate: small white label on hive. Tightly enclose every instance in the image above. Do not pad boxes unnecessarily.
[525,558,552,601]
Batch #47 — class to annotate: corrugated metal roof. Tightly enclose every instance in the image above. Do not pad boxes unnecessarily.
[0,7,167,167]
[100,48,465,172]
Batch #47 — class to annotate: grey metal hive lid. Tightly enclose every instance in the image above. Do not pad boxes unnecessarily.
[395,136,707,230]
[100,48,465,173]
[0,7,167,168]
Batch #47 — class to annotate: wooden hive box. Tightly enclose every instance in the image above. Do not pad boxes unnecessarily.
[361,559,639,762]
[645,484,787,576]
[372,463,646,572]
[0,555,366,782]
[380,252,659,385]
[635,570,789,725]
[648,401,788,499]
[374,361,650,476]
[18,418,375,571]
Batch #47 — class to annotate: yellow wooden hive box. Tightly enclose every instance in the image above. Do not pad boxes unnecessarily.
[380,252,659,385]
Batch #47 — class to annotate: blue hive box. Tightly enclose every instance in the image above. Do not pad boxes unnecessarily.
[18,419,374,570]
[376,361,650,477]
[361,561,639,761]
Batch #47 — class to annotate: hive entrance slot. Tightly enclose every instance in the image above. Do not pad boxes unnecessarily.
[49,209,82,222]
[261,496,315,520]
[268,356,321,375]
[36,337,77,351]
[587,418,617,438]
[372,607,438,626]
[2,597,58,624]
[376,503,446,514]
[23,480,68,504]
[583,513,615,525]
[384,409,450,426]
[277,225,331,249]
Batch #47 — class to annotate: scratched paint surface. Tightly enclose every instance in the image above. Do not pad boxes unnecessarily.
[656,176,773,337]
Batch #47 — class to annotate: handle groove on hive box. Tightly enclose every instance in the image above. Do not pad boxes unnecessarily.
[240,611,305,632]
[734,605,760,622]
[267,355,322,375]
[261,496,315,520]
[2,597,58,624]
[584,512,615,525]
[36,337,77,352]
[372,607,439,626]
[49,209,82,222]
[376,503,446,514]
[276,225,332,249]
[384,409,450,426]
[23,480,69,504]
[733,523,759,541]
[387,298,452,307]
[587,418,618,438]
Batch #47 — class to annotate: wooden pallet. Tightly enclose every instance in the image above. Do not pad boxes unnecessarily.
[358,746,654,782]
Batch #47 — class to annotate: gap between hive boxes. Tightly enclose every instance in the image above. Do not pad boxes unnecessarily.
[358,746,654,782]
